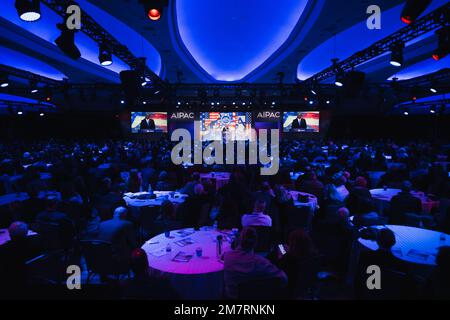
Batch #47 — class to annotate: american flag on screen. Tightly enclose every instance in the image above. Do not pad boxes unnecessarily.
[200,112,252,140]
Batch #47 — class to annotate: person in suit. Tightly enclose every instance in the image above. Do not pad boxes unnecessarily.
[291,113,307,131]
[356,228,411,298]
[389,180,422,224]
[224,227,287,299]
[0,221,43,297]
[346,176,372,214]
[95,207,137,263]
[93,178,127,221]
[139,113,156,131]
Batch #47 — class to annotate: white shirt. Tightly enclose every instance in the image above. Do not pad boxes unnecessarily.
[241,212,272,227]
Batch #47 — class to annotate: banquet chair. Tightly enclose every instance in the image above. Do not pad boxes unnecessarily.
[357,269,416,300]
[284,206,314,239]
[237,277,288,300]
[26,250,67,286]
[37,221,76,252]
[404,213,435,229]
[139,206,159,241]
[80,240,130,284]
[292,255,323,299]
[252,226,273,254]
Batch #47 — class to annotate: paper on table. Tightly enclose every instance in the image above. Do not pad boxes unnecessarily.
[174,238,195,247]
[407,249,430,261]
[172,251,193,263]
[149,248,169,257]
[175,229,195,237]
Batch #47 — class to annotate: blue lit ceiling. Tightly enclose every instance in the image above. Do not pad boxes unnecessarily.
[297,0,448,82]
[387,56,450,81]
[175,0,309,82]
[0,46,66,80]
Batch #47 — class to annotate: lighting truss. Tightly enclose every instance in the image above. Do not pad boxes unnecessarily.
[40,0,167,88]
[304,2,450,85]
[0,64,61,86]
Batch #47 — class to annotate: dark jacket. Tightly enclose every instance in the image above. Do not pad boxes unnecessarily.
[389,192,422,224]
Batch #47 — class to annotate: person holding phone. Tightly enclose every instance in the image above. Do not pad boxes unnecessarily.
[271,229,319,298]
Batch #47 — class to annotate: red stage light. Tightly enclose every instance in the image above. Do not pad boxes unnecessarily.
[148,8,161,20]
[401,16,411,24]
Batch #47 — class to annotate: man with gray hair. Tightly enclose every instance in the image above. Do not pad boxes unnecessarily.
[96,206,137,262]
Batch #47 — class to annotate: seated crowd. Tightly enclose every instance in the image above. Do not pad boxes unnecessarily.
[0,138,449,299]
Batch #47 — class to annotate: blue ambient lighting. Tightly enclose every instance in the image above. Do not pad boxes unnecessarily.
[176,0,309,82]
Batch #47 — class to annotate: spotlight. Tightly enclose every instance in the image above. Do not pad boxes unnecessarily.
[272,101,276,105]
[311,89,317,95]
[120,100,125,104]
[39,108,44,117]
[326,100,330,104]
[430,87,437,93]
[211,102,215,106]
[0,74,9,88]
[99,44,112,66]
[15,0,41,22]
[430,106,436,114]
[143,101,147,105]
[141,0,167,21]
[55,23,81,59]
[141,77,148,87]
[309,100,314,105]
[403,110,409,115]
[17,108,23,115]
[177,101,181,105]
[148,8,161,21]
[400,0,431,24]
[30,80,38,93]
[432,27,449,61]
[335,71,344,87]
[390,43,404,67]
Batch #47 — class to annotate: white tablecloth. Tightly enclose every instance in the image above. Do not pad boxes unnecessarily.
[0,229,37,246]
[358,225,449,266]
[370,189,439,214]
[0,191,61,207]
[289,191,318,213]
[123,191,187,208]
[200,172,231,190]
[142,228,232,299]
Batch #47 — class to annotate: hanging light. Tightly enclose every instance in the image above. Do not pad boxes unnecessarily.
[390,43,404,67]
[98,44,113,66]
[0,73,9,88]
[15,0,41,22]
[334,71,344,87]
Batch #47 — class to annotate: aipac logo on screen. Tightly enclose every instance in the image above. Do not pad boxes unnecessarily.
[256,111,281,119]
[170,112,195,120]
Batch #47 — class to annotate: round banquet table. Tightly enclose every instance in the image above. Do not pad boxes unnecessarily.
[141,228,231,300]
[370,188,439,214]
[123,191,187,208]
[358,225,449,266]
[200,172,230,190]
[0,191,61,207]
[289,191,318,214]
